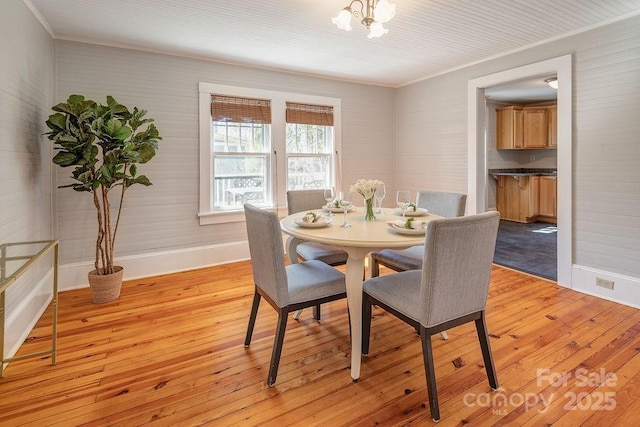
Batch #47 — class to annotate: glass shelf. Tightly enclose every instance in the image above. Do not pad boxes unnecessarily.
[1,240,59,378]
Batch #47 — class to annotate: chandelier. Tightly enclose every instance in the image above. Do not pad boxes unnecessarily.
[332,0,397,39]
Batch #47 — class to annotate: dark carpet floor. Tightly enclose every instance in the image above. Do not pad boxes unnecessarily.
[493,220,557,281]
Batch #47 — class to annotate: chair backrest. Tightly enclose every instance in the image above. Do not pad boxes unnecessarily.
[416,191,467,218]
[287,189,326,215]
[244,203,289,307]
[419,211,500,328]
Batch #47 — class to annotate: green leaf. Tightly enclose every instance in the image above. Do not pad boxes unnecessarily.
[106,118,122,135]
[99,164,112,181]
[105,119,132,141]
[134,175,152,186]
[51,102,75,115]
[106,96,130,116]
[77,170,94,183]
[52,151,77,166]
[81,145,97,164]
[68,94,86,104]
[123,150,142,162]
[129,108,153,130]
[46,113,67,131]
[136,144,157,163]
[130,164,137,177]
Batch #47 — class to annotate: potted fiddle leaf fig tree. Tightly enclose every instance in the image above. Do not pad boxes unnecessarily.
[46,94,162,303]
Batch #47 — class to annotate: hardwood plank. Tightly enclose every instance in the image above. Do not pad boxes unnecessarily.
[1,262,639,425]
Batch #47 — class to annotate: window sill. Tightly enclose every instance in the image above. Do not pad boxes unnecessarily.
[198,206,288,225]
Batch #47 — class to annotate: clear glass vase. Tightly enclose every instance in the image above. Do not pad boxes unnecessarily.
[364,197,376,221]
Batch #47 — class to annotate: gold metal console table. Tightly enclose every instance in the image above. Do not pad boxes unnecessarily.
[0,240,59,378]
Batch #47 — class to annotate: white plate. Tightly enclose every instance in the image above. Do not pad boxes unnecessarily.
[323,204,355,213]
[387,222,427,235]
[294,217,332,228]
[395,207,428,217]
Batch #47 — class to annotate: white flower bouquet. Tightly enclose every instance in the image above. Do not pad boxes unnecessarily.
[350,179,384,200]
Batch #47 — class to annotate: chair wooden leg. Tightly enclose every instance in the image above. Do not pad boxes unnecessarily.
[440,331,448,340]
[244,291,261,347]
[362,293,372,355]
[293,309,303,320]
[420,327,440,422]
[475,312,499,390]
[370,257,380,278]
[313,304,321,320]
[267,310,288,386]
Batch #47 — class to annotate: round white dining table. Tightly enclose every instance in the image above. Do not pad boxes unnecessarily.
[280,207,442,380]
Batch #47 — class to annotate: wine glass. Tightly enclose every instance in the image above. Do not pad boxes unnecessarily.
[396,190,411,217]
[375,183,386,214]
[339,191,353,228]
[324,187,335,217]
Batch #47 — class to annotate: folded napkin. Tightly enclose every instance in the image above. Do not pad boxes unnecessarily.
[389,219,427,230]
[301,212,319,223]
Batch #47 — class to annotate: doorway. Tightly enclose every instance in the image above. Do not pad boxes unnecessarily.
[466,55,572,287]
[485,77,558,280]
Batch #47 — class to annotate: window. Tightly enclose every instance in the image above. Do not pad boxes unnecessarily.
[286,103,334,191]
[211,95,272,210]
[199,83,341,224]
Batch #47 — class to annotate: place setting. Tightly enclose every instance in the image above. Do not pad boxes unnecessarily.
[387,217,428,235]
[322,189,356,214]
[395,190,429,217]
[383,190,429,234]
[293,211,333,228]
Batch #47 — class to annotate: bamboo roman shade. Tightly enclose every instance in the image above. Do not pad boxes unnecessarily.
[211,95,272,124]
[286,102,334,126]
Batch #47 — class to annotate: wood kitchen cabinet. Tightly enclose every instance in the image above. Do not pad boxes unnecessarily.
[538,176,557,222]
[522,108,549,148]
[496,106,523,149]
[496,105,555,149]
[494,174,557,224]
[495,175,539,222]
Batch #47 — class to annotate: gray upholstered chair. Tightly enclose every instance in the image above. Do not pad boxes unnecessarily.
[370,191,467,277]
[286,189,348,267]
[243,204,347,386]
[362,211,500,421]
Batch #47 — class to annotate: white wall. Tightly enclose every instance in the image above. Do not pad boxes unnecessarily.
[0,0,54,360]
[396,15,640,305]
[54,41,396,288]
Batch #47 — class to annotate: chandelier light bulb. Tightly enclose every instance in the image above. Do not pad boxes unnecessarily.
[373,0,396,23]
[332,8,353,31]
[368,21,388,39]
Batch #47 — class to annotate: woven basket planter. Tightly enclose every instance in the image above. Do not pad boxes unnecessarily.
[88,266,124,304]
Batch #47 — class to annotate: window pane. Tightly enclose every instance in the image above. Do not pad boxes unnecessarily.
[213,155,267,208]
[287,156,330,190]
[286,124,331,153]
[213,121,269,153]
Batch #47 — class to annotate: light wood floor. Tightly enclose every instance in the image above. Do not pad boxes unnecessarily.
[2,262,639,426]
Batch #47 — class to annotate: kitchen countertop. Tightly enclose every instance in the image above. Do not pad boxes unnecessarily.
[489,168,557,176]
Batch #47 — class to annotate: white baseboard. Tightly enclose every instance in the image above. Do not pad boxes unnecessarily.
[4,270,53,364]
[572,265,640,309]
[59,241,250,291]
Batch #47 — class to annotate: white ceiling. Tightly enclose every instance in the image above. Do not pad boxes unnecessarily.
[26,0,640,87]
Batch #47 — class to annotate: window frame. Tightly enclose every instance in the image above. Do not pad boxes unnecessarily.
[198,82,342,225]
